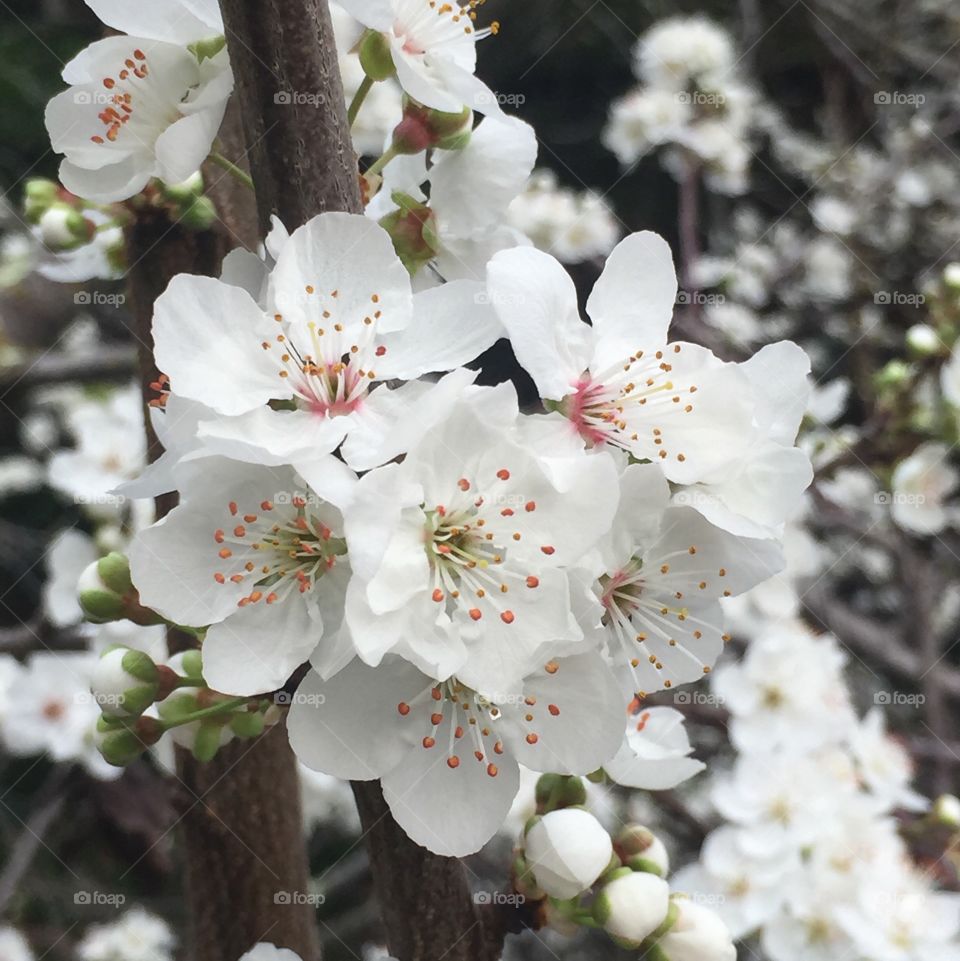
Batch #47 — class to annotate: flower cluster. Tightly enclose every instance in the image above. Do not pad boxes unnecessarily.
[674,622,960,961]
[603,18,758,195]
[511,775,736,960]
[94,194,808,855]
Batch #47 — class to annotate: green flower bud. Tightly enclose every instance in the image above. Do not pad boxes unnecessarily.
[906,324,941,357]
[180,649,205,680]
[534,773,587,812]
[91,647,159,718]
[933,794,960,827]
[178,196,218,231]
[230,709,266,739]
[379,195,439,275]
[97,552,133,595]
[160,171,204,202]
[78,560,126,623]
[95,715,162,766]
[38,206,89,251]
[358,30,396,81]
[192,721,226,762]
[23,178,59,223]
[944,263,960,292]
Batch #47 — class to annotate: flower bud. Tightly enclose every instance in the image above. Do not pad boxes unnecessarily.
[160,171,204,202]
[944,263,960,291]
[38,205,89,250]
[23,178,59,223]
[178,195,218,231]
[615,824,670,877]
[95,715,162,766]
[523,808,613,900]
[534,773,587,812]
[906,324,941,357]
[378,193,439,275]
[358,29,396,81]
[91,646,160,717]
[656,899,736,961]
[78,553,164,626]
[593,870,670,947]
[874,359,911,391]
[230,708,266,739]
[192,721,227,762]
[933,794,960,827]
[391,98,473,155]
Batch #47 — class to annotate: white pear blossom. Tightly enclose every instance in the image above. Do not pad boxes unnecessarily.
[604,704,705,790]
[152,212,502,472]
[711,624,855,754]
[849,709,928,812]
[337,387,620,692]
[506,169,620,264]
[1,652,118,779]
[586,462,782,698]
[890,442,958,534]
[486,232,756,484]
[288,651,623,856]
[523,808,613,899]
[129,457,354,695]
[239,946,302,961]
[76,906,175,961]
[47,382,147,520]
[676,340,813,538]
[0,927,33,961]
[45,0,231,202]
[335,0,502,115]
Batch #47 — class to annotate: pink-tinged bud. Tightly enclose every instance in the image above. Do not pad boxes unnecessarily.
[379,193,439,274]
[391,97,473,155]
[615,824,670,876]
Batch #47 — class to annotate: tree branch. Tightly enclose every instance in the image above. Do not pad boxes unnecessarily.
[217,2,527,957]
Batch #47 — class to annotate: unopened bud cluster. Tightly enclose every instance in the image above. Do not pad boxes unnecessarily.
[511,775,735,960]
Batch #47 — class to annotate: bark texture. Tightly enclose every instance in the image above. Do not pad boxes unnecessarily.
[218,2,522,958]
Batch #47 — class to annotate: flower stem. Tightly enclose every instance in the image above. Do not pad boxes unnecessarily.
[348,75,375,127]
[366,143,401,177]
[162,696,252,730]
[208,151,255,190]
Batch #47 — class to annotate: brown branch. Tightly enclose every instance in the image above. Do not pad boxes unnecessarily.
[216,2,527,957]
